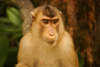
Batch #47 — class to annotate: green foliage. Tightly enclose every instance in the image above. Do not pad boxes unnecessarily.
[77,47,84,67]
[77,52,84,67]
[0,6,22,67]
[7,7,22,26]
[5,47,18,67]
[0,18,11,23]
[0,36,9,67]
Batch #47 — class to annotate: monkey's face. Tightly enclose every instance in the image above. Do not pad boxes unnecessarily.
[31,5,63,44]
[40,15,59,44]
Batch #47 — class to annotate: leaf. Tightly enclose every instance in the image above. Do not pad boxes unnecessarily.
[77,52,84,67]
[11,33,22,39]
[0,28,21,33]
[6,7,22,26]
[0,35,9,67]
[0,17,11,23]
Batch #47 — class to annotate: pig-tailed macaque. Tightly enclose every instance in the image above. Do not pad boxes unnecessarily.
[16,5,79,67]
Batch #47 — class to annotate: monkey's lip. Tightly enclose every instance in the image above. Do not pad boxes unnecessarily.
[44,38,55,44]
[43,36,58,44]
[47,40,55,44]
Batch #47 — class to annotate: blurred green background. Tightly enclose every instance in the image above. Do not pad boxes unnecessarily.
[0,6,22,67]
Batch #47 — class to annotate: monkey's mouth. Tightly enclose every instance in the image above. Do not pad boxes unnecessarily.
[43,38,55,44]
[47,40,55,44]
[43,37,57,44]
[43,34,58,44]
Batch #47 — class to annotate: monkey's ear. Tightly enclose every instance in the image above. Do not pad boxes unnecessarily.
[31,12,35,20]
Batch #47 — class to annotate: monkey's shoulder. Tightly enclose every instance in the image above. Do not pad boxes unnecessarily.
[58,31,76,55]
[63,31,73,40]
[61,31,74,47]
[19,31,35,48]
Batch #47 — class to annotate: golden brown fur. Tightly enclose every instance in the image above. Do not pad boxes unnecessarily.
[16,5,79,67]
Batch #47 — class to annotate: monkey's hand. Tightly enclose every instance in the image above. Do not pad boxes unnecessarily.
[15,64,28,67]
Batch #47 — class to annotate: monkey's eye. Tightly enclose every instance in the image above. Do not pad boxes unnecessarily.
[52,19,59,24]
[42,19,49,24]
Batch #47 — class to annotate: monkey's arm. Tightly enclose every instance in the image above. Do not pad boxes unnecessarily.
[63,32,79,67]
[16,64,28,67]
[16,42,29,67]
[16,32,33,67]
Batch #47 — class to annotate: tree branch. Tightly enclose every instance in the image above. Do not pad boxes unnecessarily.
[10,0,34,35]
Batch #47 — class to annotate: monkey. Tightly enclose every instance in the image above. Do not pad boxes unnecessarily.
[16,5,79,67]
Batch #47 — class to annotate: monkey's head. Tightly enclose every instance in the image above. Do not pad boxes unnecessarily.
[31,5,64,45]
